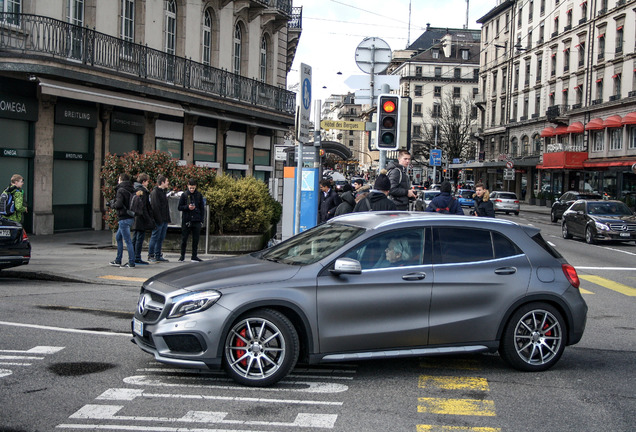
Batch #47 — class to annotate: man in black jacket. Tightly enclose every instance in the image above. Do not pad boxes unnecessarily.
[387,150,416,210]
[318,179,341,223]
[178,178,205,262]
[473,183,495,217]
[353,170,397,212]
[425,181,464,214]
[109,173,136,268]
[132,173,155,265]
[148,175,172,263]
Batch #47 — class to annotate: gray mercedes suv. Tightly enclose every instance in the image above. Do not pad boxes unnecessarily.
[132,212,587,386]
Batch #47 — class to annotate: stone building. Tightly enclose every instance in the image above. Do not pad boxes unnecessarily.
[0,0,301,233]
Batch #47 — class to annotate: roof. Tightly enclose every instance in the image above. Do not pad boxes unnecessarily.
[329,211,519,230]
[407,26,481,51]
[476,0,514,24]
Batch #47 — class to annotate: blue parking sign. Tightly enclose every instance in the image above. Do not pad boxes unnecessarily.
[430,149,442,166]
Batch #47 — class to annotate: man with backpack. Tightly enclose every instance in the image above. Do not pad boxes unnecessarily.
[131,173,155,265]
[109,173,136,268]
[353,170,397,212]
[1,174,28,224]
[387,150,416,210]
[425,181,464,215]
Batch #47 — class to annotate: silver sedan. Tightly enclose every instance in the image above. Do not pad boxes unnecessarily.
[132,212,587,386]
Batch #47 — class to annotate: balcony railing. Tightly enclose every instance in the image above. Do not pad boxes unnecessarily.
[288,7,302,29]
[0,13,296,115]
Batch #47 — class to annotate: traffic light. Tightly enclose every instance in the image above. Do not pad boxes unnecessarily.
[376,94,400,150]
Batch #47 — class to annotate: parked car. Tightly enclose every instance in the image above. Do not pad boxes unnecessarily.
[551,191,602,222]
[0,217,31,271]
[412,190,441,211]
[456,189,476,207]
[561,200,636,244]
[490,191,520,215]
[132,212,587,386]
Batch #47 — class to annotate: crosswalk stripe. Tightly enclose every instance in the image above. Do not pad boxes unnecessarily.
[418,397,496,417]
[579,275,636,296]
[419,375,490,392]
[417,426,501,432]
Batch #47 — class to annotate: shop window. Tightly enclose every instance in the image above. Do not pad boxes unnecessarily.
[226,145,245,164]
[254,149,270,165]
[609,128,622,151]
[194,142,216,162]
[156,138,182,159]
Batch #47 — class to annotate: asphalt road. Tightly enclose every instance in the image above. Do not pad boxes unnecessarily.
[1,212,635,432]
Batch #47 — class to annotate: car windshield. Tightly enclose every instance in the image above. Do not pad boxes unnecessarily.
[498,193,517,200]
[587,202,633,216]
[460,190,474,198]
[261,223,365,265]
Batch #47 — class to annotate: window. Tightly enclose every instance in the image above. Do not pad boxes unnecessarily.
[527,30,532,49]
[432,103,441,118]
[540,0,545,13]
[227,145,245,164]
[68,0,84,59]
[474,69,479,79]
[566,9,572,28]
[613,73,621,98]
[416,66,423,76]
[511,137,519,156]
[156,138,182,159]
[348,130,354,136]
[596,78,603,100]
[432,49,440,59]
[495,19,499,34]
[513,100,518,120]
[233,23,242,75]
[492,71,498,95]
[473,87,478,98]
[461,50,469,60]
[434,228,521,264]
[453,87,461,98]
[501,68,507,92]
[194,142,216,162]
[518,7,523,27]
[1,0,20,24]
[260,35,268,82]
[433,86,441,97]
[578,43,585,67]
[539,22,545,42]
[413,125,422,137]
[551,52,557,76]
[164,0,176,55]
[348,140,354,147]
[344,229,425,270]
[581,2,587,21]
[609,128,622,151]
[454,68,461,78]
[536,58,542,82]
[629,126,636,149]
[452,105,460,118]
[202,9,212,66]
[563,48,570,72]
[500,101,505,125]
[415,85,423,96]
[434,67,442,77]
[591,130,604,152]
[553,17,559,35]
[576,85,583,104]
[522,135,529,154]
[414,104,422,115]
[523,97,529,117]
[529,0,534,20]
[525,62,530,86]
[121,0,135,44]
[562,89,568,105]
[514,64,519,89]
[535,94,541,114]
[598,33,605,59]
[615,26,623,53]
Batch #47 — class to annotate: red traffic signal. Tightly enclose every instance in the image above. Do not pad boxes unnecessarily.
[376,94,400,150]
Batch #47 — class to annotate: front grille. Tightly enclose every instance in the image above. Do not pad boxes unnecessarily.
[136,287,166,323]
[163,334,204,353]
[608,223,636,232]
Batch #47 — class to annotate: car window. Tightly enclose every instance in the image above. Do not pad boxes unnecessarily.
[560,193,571,201]
[459,190,474,199]
[498,193,517,200]
[342,229,425,270]
[262,223,364,265]
[493,232,523,258]
[434,228,493,264]
[571,202,584,212]
[531,233,563,259]
[588,202,633,216]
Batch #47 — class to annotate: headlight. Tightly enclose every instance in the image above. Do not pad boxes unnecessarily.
[168,290,221,318]
[595,222,609,231]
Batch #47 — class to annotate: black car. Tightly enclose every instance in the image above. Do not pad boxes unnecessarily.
[551,191,602,222]
[0,217,31,270]
[561,200,636,244]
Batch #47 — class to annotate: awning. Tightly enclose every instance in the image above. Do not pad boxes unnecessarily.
[38,77,184,118]
[622,112,636,125]
[603,115,622,128]
[585,118,604,130]
[554,125,569,135]
[540,127,555,137]
[541,152,588,169]
[583,158,636,168]
[566,121,584,134]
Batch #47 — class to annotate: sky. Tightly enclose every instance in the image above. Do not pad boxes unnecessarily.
[289,0,496,108]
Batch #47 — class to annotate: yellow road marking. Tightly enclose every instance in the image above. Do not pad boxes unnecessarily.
[417,426,501,432]
[419,375,490,392]
[418,398,496,417]
[579,288,594,294]
[99,275,147,282]
[579,275,636,297]
[419,358,482,370]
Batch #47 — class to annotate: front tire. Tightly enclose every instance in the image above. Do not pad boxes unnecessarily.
[562,222,572,239]
[551,209,558,223]
[500,303,566,372]
[585,226,596,244]
[223,309,299,387]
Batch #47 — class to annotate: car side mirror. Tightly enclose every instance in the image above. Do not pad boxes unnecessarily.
[331,258,362,275]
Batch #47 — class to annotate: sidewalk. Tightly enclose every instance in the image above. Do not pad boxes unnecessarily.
[2,204,551,286]
[1,230,226,287]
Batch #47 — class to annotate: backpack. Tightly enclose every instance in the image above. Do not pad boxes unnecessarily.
[435,197,456,214]
[0,189,15,217]
[129,192,145,217]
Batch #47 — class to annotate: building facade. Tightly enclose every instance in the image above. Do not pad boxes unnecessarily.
[470,0,635,204]
[0,0,301,233]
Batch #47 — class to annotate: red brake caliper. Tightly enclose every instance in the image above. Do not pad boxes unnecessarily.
[543,322,552,337]
[235,328,248,366]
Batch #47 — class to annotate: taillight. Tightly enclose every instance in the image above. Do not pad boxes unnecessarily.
[562,264,580,288]
[495,199,502,202]
[21,230,28,241]
[514,200,519,204]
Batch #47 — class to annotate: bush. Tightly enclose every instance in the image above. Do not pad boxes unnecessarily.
[100,151,215,230]
[202,175,281,235]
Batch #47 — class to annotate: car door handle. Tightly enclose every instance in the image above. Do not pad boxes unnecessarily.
[402,272,426,281]
[495,267,517,275]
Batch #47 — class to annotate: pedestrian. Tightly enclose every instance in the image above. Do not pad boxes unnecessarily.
[318,179,341,223]
[2,174,28,224]
[109,173,136,268]
[352,178,365,195]
[147,174,172,263]
[387,150,416,210]
[131,173,155,265]
[425,181,464,214]
[472,183,495,217]
[178,178,205,262]
[353,170,397,212]
[334,183,356,216]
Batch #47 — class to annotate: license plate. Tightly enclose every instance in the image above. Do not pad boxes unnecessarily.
[132,317,144,336]
[620,233,630,238]
[0,230,10,237]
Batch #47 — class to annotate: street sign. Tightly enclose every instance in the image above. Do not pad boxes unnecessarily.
[296,63,312,144]
[320,120,366,130]
[506,160,514,169]
[344,74,400,89]
[504,168,515,180]
[355,37,392,74]
[430,149,442,166]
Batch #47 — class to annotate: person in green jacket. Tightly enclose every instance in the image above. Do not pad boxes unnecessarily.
[4,174,28,224]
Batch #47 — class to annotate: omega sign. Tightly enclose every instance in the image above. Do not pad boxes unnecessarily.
[0,95,38,121]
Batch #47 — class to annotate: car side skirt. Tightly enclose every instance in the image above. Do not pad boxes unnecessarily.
[311,344,495,363]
